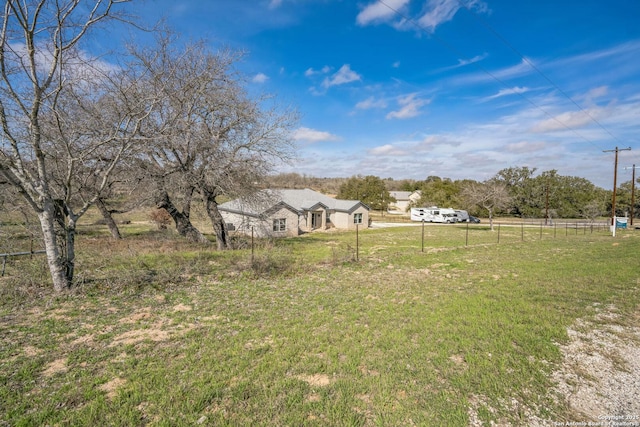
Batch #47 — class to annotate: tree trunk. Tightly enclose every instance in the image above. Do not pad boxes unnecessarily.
[37,200,70,292]
[487,208,494,231]
[95,198,122,239]
[156,190,209,244]
[64,215,77,285]
[204,192,230,250]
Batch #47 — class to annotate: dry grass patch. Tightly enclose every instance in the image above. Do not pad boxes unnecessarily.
[100,377,127,400]
[42,358,67,377]
[295,373,332,387]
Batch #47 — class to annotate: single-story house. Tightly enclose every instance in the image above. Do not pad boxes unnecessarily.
[387,190,421,214]
[218,188,370,238]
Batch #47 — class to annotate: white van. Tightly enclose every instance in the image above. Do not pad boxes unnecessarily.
[410,207,457,223]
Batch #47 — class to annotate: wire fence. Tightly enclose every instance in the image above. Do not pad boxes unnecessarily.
[1,249,46,276]
[1,224,45,276]
[457,220,613,247]
[367,219,622,255]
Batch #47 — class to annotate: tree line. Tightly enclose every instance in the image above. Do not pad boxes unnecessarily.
[332,167,634,226]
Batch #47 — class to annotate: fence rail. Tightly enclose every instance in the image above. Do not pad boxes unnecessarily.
[1,250,46,276]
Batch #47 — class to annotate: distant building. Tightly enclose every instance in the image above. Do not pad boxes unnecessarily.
[387,190,421,214]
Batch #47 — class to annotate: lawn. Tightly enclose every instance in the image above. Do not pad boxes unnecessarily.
[1,221,638,426]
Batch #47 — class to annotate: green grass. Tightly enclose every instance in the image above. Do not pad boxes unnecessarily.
[1,221,638,426]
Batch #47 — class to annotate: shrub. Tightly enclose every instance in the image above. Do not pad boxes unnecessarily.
[149,208,172,230]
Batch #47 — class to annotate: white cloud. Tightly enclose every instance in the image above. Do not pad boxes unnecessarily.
[505,141,547,153]
[416,135,462,150]
[292,127,341,143]
[583,86,608,105]
[458,53,488,67]
[355,96,387,110]
[418,0,488,33]
[356,0,410,26]
[9,42,118,81]
[386,93,429,119]
[252,73,269,83]
[530,108,612,133]
[452,58,533,86]
[417,0,459,32]
[484,86,530,100]
[268,0,283,9]
[368,144,409,156]
[392,61,401,68]
[305,65,331,77]
[432,53,488,74]
[322,64,362,88]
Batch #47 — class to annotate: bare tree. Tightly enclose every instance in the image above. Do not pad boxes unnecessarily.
[0,0,141,291]
[462,180,511,231]
[580,200,606,224]
[197,97,297,250]
[133,35,297,249]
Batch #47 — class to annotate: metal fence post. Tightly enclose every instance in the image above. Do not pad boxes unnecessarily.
[540,222,543,240]
[465,221,469,246]
[356,223,359,261]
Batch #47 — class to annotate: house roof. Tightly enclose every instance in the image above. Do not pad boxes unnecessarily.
[389,190,421,201]
[389,191,413,201]
[219,188,369,216]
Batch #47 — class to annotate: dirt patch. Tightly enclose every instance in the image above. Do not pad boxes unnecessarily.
[467,305,640,426]
[108,325,170,347]
[70,334,95,346]
[173,303,192,312]
[551,306,640,421]
[449,354,468,370]
[100,377,127,399]
[42,358,67,377]
[119,308,152,324]
[296,374,332,387]
[23,345,40,357]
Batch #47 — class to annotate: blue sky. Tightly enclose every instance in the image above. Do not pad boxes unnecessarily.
[125,0,640,188]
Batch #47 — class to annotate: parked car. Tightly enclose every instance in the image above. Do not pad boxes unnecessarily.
[469,216,481,223]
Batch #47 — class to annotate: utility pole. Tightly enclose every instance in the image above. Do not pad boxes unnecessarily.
[624,164,639,227]
[604,147,631,235]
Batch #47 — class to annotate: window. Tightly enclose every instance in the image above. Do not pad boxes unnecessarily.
[354,213,363,224]
[273,218,286,232]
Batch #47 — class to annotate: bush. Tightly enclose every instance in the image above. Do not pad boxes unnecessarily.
[149,208,172,230]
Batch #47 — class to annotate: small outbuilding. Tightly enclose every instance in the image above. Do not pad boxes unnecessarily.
[218,188,370,238]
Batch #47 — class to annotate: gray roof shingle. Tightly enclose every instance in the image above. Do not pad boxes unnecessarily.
[219,188,367,215]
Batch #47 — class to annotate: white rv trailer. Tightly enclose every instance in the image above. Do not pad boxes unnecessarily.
[410,207,457,223]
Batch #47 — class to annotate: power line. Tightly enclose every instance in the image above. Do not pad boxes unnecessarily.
[455,0,623,145]
[375,0,607,152]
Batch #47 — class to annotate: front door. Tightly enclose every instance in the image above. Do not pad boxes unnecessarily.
[311,212,322,229]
